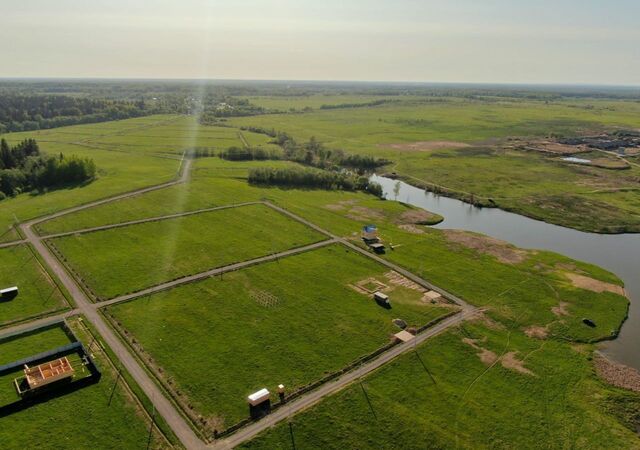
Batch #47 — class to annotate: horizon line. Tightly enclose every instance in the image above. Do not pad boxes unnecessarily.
[1,76,639,89]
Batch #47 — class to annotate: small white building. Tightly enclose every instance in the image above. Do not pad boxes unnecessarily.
[247,388,270,406]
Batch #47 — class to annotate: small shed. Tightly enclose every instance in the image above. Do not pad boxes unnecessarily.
[247,388,270,406]
[248,388,272,419]
[362,225,379,242]
[374,291,390,308]
[0,286,18,301]
[394,330,416,343]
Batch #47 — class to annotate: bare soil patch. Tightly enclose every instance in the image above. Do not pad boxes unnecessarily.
[564,273,625,296]
[385,271,423,292]
[398,224,424,234]
[462,337,498,366]
[589,158,630,170]
[552,301,570,317]
[380,141,471,152]
[524,325,549,339]
[519,140,591,155]
[443,230,528,264]
[346,206,385,222]
[595,355,640,392]
[324,200,358,211]
[398,209,440,225]
[501,352,535,376]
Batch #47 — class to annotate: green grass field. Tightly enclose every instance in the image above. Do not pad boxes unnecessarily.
[49,203,324,299]
[226,97,640,232]
[0,245,69,327]
[240,322,640,450]
[0,319,168,449]
[106,244,451,429]
[37,158,299,235]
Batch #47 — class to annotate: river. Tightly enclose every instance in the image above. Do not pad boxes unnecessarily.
[372,175,640,370]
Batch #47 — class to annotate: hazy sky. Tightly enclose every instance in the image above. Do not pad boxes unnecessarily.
[2,0,639,84]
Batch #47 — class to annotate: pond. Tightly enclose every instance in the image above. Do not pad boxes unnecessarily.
[372,175,640,370]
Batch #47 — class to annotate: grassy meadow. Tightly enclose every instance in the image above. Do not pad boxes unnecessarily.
[227,97,640,232]
[240,321,640,450]
[0,244,69,327]
[0,318,169,449]
[106,244,451,429]
[49,203,324,299]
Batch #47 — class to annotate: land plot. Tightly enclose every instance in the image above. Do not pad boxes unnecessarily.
[0,319,168,449]
[106,244,451,428]
[240,323,640,449]
[0,245,68,327]
[49,203,324,299]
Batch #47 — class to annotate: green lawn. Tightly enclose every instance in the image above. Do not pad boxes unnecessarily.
[0,245,69,328]
[240,322,640,450]
[106,244,451,429]
[49,203,324,299]
[0,319,169,449]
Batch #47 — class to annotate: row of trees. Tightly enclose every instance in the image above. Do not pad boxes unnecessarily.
[240,127,391,171]
[0,139,96,199]
[248,166,383,197]
[0,94,152,133]
[219,146,281,161]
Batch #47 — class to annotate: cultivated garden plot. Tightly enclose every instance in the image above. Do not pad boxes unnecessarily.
[0,319,168,449]
[238,323,640,450]
[105,244,454,430]
[48,203,325,300]
[0,245,69,327]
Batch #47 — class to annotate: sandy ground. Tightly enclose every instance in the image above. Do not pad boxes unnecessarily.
[398,209,439,224]
[519,140,591,155]
[525,325,549,339]
[380,141,471,151]
[444,230,528,264]
[552,301,570,317]
[595,354,640,392]
[463,338,534,375]
[564,273,626,296]
[398,224,424,234]
[502,352,535,376]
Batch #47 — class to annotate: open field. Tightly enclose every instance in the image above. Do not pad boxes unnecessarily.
[0,318,168,449]
[38,157,300,235]
[39,156,629,343]
[106,244,452,429]
[0,245,69,327]
[227,98,640,232]
[240,321,640,449]
[240,94,400,111]
[0,115,184,237]
[49,203,324,299]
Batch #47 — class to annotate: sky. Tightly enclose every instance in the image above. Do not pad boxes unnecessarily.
[2,0,639,85]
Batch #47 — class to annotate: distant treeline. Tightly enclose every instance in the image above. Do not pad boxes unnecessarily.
[319,99,396,110]
[248,166,383,197]
[0,94,153,133]
[0,139,96,199]
[239,126,391,172]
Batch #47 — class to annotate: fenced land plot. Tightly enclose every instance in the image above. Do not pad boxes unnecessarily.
[105,244,452,429]
[48,203,325,300]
